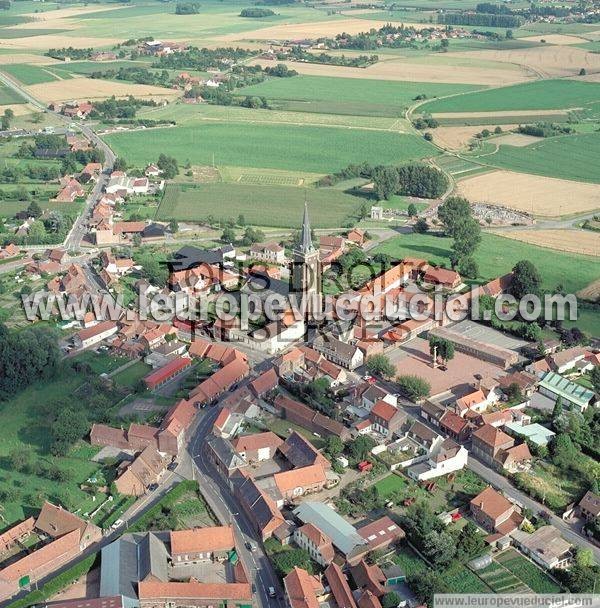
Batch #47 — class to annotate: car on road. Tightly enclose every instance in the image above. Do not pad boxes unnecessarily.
[245,541,256,552]
[148,483,159,491]
[268,587,276,598]
[111,519,124,530]
[167,461,177,471]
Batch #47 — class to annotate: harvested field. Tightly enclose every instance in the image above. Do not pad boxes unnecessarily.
[0,53,56,65]
[20,5,127,21]
[446,46,600,78]
[492,229,600,257]
[456,170,600,217]
[219,18,439,41]
[519,34,588,45]
[577,278,600,300]
[492,133,541,146]
[432,125,517,150]
[26,77,180,102]
[253,58,529,85]
[0,35,120,50]
[0,102,35,116]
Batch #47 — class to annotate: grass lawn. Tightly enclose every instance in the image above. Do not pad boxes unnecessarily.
[267,416,326,450]
[238,75,480,117]
[373,231,599,296]
[392,546,428,576]
[0,375,102,525]
[0,81,26,105]
[104,122,437,174]
[444,563,493,593]
[374,473,407,498]
[495,549,562,593]
[0,63,58,85]
[72,351,129,375]
[481,133,600,183]
[157,182,365,228]
[112,360,152,389]
[420,79,600,114]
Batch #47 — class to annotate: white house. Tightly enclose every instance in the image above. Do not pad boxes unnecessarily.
[74,320,119,349]
[407,437,468,481]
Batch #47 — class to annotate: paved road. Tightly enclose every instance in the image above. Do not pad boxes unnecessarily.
[188,406,285,608]
[0,70,116,252]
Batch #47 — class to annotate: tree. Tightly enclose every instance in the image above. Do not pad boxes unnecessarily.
[413,218,429,233]
[438,196,481,268]
[458,255,478,279]
[455,521,486,562]
[504,382,523,403]
[348,435,377,462]
[169,219,179,233]
[271,548,314,577]
[407,570,449,605]
[381,592,401,608]
[26,201,42,218]
[157,154,179,179]
[429,336,454,364]
[423,530,456,567]
[511,260,541,299]
[551,433,578,471]
[366,354,396,379]
[50,407,89,456]
[397,375,430,401]
[237,213,246,226]
[324,436,344,459]
[373,166,399,200]
[407,202,418,218]
[221,227,236,243]
[113,157,128,172]
[590,366,600,393]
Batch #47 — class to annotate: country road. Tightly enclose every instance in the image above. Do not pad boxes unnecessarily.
[0,70,117,251]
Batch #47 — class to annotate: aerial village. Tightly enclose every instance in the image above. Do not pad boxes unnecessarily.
[0,175,599,608]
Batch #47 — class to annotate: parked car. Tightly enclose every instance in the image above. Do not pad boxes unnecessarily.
[148,483,158,491]
[268,587,276,598]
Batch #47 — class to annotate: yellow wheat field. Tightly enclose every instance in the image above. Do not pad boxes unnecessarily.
[493,229,600,257]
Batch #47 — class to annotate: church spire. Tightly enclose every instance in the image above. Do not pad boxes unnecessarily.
[300,200,313,253]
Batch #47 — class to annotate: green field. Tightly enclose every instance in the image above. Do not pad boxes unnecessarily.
[158,182,364,227]
[104,122,437,173]
[420,80,600,114]
[482,133,600,183]
[113,360,152,388]
[374,231,599,296]
[478,561,530,593]
[495,549,562,593]
[238,75,481,117]
[374,473,407,498]
[0,63,59,85]
[0,81,26,105]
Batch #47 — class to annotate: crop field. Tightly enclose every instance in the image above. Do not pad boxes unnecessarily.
[373,232,599,296]
[434,154,489,178]
[105,122,437,173]
[481,133,600,183]
[0,80,26,104]
[478,562,531,593]
[0,62,59,84]
[420,79,600,113]
[157,182,364,228]
[456,170,600,216]
[238,75,481,117]
[492,229,599,257]
[495,550,561,593]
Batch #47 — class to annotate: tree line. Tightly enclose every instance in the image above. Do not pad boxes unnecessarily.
[438,12,522,27]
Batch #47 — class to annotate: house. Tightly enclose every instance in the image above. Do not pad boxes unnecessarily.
[423,266,462,289]
[407,420,440,451]
[231,432,283,463]
[359,384,397,413]
[231,470,285,541]
[144,357,193,390]
[470,486,521,536]
[53,178,84,203]
[408,438,468,481]
[249,368,278,398]
[170,526,234,565]
[313,333,364,370]
[538,371,595,413]
[137,580,252,608]
[471,424,514,467]
[497,372,538,398]
[114,446,165,496]
[0,243,19,259]
[439,410,471,442]
[0,518,35,553]
[370,400,406,439]
[279,431,330,471]
[74,320,119,349]
[454,389,488,417]
[145,164,162,177]
[356,516,405,552]
[293,523,335,566]
[512,526,572,570]
[347,228,366,246]
[350,560,386,599]
[325,563,358,608]
[273,464,328,501]
[250,241,285,264]
[420,400,446,427]
[547,346,588,374]
[190,357,249,404]
[319,235,345,266]
[284,567,325,608]
[80,162,103,183]
[578,491,600,522]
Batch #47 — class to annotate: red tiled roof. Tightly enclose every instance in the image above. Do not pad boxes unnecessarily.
[473,424,513,448]
[232,432,283,453]
[249,368,278,396]
[144,357,192,389]
[471,486,514,521]
[371,400,398,422]
[170,526,234,555]
[284,567,323,608]
[440,410,469,435]
[274,464,326,494]
[325,563,358,608]
[138,580,252,601]
[424,267,461,286]
[357,516,404,550]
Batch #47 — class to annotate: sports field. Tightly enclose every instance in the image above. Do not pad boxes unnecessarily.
[105,122,437,173]
[481,133,600,183]
[237,75,481,117]
[157,182,364,228]
[420,79,600,113]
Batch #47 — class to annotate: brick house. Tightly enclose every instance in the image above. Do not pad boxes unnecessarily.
[170,526,234,565]
[369,400,406,439]
[293,523,334,567]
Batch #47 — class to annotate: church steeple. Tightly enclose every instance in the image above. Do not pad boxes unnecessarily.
[299,200,313,253]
